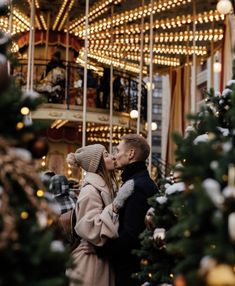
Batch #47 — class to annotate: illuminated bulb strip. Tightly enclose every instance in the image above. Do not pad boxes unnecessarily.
[91,29,224,44]
[35,16,42,30]
[40,14,47,30]
[0,19,29,35]
[72,0,192,36]
[69,0,122,32]
[11,42,19,53]
[78,52,148,74]
[26,0,45,30]
[35,0,40,9]
[76,57,100,72]
[58,0,75,31]
[153,29,224,42]
[13,8,31,28]
[87,136,121,144]
[53,0,70,31]
[88,44,208,56]
[84,48,180,66]
[87,10,224,39]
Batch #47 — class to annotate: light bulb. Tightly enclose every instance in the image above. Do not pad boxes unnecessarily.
[130,109,139,119]
[151,122,158,131]
[214,60,222,72]
[216,0,233,15]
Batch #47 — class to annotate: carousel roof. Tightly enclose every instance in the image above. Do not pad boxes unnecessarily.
[1,0,226,73]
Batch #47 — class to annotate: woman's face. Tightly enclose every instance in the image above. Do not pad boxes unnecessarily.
[103,150,115,171]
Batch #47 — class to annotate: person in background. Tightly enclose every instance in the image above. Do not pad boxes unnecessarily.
[46,51,65,76]
[95,134,158,286]
[68,177,80,198]
[66,144,134,286]
[40,170,56,192]
[49,174,77,214]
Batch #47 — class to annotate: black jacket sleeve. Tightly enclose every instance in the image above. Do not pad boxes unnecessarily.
[96,186,149,258]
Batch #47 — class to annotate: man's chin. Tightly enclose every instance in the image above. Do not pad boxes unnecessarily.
[115,164,123,170]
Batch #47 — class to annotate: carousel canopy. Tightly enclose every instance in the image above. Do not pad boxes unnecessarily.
[0,0,226,73]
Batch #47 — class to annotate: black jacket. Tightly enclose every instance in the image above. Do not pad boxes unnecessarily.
[96,161,158,286]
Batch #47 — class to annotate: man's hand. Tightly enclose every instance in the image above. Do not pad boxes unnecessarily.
[79,240,96,254]
[112,179,135,212]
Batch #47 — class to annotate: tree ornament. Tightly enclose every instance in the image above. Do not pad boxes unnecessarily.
[174,274,187,286]
[228,213,235,242]
[206,264,235,286]
[145,207,155,230]
[198,256,217,277]
[202,178,224,208]
[153,228,166,249]
[50,240,65,252]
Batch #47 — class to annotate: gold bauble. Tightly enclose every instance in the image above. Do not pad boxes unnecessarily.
[206,264,235,286]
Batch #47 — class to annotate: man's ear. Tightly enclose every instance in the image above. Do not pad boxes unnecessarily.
[128,149,135,160]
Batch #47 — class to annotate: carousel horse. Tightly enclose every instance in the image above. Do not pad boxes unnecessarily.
[36,67,66,103]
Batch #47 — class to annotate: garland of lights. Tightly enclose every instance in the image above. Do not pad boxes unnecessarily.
[82,10,224,39]
[72,0,192,35]
[68,0,122,32]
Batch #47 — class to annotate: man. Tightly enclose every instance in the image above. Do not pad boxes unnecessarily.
[96,134,158,286]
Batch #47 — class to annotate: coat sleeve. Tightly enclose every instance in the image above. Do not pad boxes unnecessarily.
[96,187,148,257]
[74,185,119,246]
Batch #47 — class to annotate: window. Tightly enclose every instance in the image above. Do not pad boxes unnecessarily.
[156,120,161,130]
[153,89,162,98]
[153,104,162,114]
[152,135,161,146]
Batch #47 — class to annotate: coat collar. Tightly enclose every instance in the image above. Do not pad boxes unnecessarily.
[121,161,147,182]
[82,172,112,205]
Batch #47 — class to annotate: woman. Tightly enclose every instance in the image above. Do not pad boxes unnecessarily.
[66,144,134,286]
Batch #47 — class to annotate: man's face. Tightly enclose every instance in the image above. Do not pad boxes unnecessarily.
[114,140,131,169]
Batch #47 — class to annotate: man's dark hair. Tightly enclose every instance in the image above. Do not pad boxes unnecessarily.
[121,134,150,161]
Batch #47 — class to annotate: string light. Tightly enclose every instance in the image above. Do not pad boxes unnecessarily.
[53,0,75,31]
[72,0,192,36]
[20,211,29,219]
[36,189,45,197]
[69,0,122,33]
[88,44,208,56]
[78,52,148,74]
[85,10,224,38]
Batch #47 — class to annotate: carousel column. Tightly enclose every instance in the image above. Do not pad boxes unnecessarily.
[109,4,114,153]
[210,18,215,89]
[65,17,69,108]
[7,0,13,75]
[82,0,89,147]
[26,0,35,92]
[137,0,145,135]
[147,0,154,174]
[191,0,197,113]
[45,12,50,61]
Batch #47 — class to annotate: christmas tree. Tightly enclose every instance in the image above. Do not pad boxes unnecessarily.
[136,62,235,286]
[0,2,71,285]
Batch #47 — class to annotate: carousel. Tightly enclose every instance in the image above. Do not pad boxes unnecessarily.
[0,0,234,177]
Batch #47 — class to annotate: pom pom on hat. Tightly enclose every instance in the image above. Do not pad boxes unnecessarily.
[67,144,105,173]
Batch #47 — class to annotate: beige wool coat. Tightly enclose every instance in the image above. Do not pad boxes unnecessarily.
[68,172,119,286]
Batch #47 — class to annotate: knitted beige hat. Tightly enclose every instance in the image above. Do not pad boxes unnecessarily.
[67,144,105,173]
